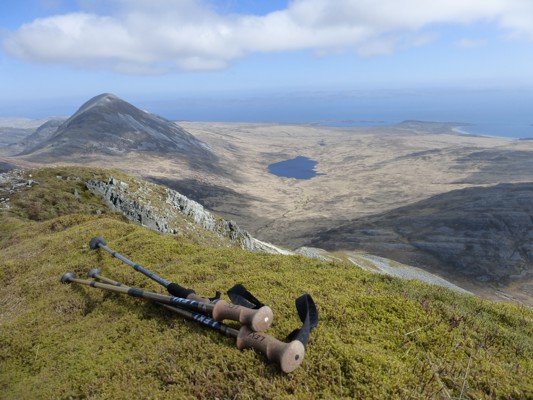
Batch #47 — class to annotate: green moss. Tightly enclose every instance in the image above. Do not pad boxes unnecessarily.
[1,167,532,399]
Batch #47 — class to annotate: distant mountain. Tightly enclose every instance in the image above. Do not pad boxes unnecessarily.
[11,118,65,153]
[309,183,533,286]
[0,127,35,147]
[19,93,213,162]
[0,118,64,154]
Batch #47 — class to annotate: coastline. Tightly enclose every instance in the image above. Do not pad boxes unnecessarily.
[451,125,511,140]
[452,123,533,140]
[2,114,532,140]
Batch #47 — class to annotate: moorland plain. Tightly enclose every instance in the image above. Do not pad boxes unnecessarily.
[177,122,533,243]
[2,120,533,304]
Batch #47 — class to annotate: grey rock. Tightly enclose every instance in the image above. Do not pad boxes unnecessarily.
[86,176,283,253]
[0,170,37,209]
[354,254,470,294]
[294,246,334,261]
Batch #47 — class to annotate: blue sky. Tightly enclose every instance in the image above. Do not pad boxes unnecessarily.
[1,0,533,125]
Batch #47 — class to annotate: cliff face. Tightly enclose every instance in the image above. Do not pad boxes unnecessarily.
[86,176,288,254]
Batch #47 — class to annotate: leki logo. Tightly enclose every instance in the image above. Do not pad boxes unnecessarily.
[247,332,265,342]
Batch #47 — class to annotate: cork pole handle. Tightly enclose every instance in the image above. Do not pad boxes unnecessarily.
[236,326,305,373]
[211,300,273,332]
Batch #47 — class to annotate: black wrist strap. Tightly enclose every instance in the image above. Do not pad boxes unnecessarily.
[209,291,221,302]
[286,294,318,347]
[227,285,318,347]
[227,284,265,309]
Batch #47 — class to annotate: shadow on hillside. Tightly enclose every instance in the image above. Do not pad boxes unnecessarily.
[146,176,269,231]
[307,182,533,288]
[0,161,18,173]
[454,149,533,184]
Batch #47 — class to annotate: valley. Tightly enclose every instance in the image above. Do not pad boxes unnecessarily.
[1,95,532,305]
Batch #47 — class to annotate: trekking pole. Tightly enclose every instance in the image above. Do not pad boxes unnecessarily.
[85,269,305,373]
[90,236,270,314]
[87,268,237,337]
[89,237,211,302]
[61,272,272,332]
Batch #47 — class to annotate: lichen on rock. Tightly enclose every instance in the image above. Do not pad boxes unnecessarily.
[86,175,285,254]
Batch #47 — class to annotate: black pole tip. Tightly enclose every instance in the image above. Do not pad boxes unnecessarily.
[89,236,107,249]
[60,272,76,283]
[87,268,101,278]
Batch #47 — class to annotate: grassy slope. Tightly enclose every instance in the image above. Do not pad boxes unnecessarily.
[1,167,532,399]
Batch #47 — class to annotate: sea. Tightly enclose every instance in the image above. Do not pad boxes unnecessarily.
[164,89,533,139]
[4,89,532,139]
[316,120,533,139]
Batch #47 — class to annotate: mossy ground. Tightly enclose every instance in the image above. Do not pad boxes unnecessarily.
[1,167,532,399]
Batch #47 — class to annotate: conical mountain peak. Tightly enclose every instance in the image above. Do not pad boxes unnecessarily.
[69,93,128,120]
[19,94,213,162]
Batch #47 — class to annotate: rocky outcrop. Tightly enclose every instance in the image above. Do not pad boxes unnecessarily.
[294,246,336,261]
[165,188,260,250]
[86,176,289,254]
[0,170,37,209]
[348,254,470,294]
[87,177,178,234]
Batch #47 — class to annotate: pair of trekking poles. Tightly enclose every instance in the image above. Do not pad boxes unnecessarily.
[61,237,318,373]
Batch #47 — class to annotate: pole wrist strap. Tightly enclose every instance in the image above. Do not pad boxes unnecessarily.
[227,284,265,309]
[286,294,319,347]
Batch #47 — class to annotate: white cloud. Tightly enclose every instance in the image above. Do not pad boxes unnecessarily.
[456,38,488,48]
[4,0,533,74]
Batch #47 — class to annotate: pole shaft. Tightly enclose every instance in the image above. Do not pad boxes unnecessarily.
[95,274,123,286]
[98,243,171,287]
[93,273,239,337]
[164,304,239,337]
[91,238,209,303]
[69,276,272,331]
[70,277,213,314]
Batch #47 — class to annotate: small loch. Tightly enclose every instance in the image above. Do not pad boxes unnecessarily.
[268,156,324,179]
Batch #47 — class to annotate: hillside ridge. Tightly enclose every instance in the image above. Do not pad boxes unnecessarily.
[1,166,532,398]
[2,96,532,307]
[0,167,511,295]
[308,182,533,305]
